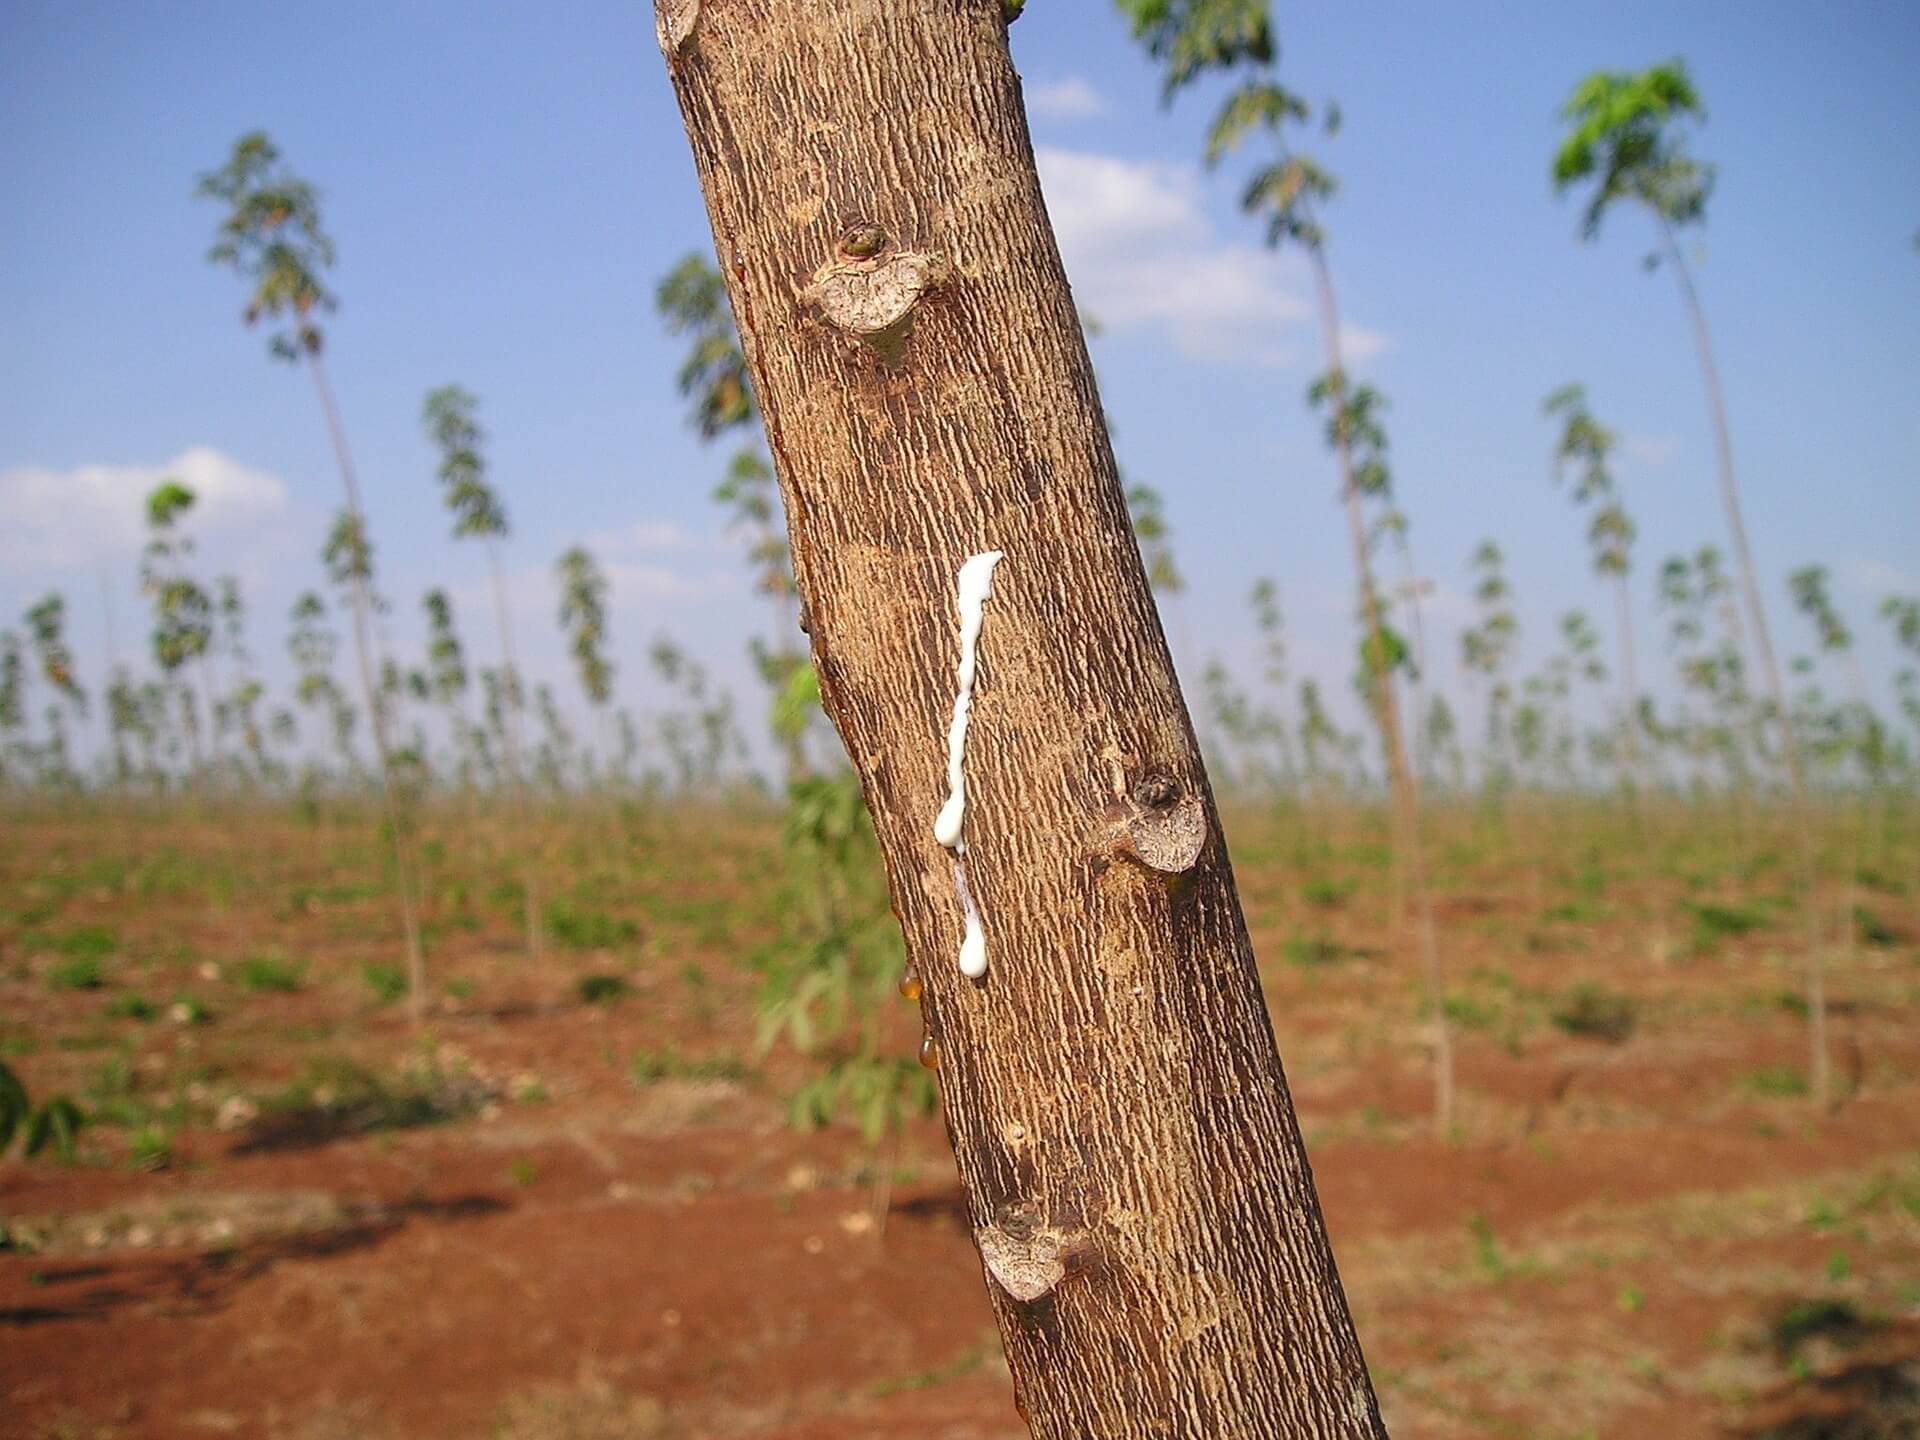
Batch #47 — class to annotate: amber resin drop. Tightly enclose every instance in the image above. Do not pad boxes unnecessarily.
[918,1032,939,1069]
[898,968,923,1001]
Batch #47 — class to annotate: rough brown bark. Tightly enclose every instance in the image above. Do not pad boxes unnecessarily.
[655,3,1385,1435]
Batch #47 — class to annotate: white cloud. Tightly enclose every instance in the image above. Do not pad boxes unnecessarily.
[1036,147,1323,366]
[603,559,720,602]
[0,446,290,575]
[1027,76,1104,119]
[587,518,705,554]
[1341,325,1391,364]
[1622,433,1679,467]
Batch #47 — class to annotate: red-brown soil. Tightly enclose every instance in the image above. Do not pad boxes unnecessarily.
[2,803,1916,1438]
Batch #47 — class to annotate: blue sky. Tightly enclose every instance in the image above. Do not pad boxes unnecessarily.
[3,1,1916,763]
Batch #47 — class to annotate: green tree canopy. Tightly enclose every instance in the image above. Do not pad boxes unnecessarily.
[197,131,337,361]
[1552,61,1712,242]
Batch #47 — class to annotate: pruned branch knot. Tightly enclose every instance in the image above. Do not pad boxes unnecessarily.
[976,1203,1092,1303]
[802,232,947,348]
[1104,775,1207,874]
[653,0,699,56]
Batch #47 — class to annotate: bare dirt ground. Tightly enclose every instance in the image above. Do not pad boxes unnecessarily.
[2,801,1916,1438]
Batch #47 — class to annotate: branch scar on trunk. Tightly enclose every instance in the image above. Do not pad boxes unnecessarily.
[934,550,1003,979]
[976,1203,1091,1304]
[1103,772,1207,875]
[803,225,946,362]
[652,0,698,56]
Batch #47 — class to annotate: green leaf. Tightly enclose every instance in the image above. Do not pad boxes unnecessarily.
[25,1097,84,1162]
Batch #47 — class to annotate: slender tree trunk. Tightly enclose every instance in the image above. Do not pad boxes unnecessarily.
[656,4,1384,1433]
[1612,573,1666,956]
[1391,540,1432,785]
[1308,247,1454,1138]
[1836,651,1871,989]
[1612,575,1645,806]
[1661,224,1828,1108]
[196,655,223,786]
[307,352,429,1026]
[98,562,129,790]
[486,541,544,962]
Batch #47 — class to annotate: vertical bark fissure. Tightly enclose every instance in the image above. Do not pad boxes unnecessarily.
[658,3,1384,1435]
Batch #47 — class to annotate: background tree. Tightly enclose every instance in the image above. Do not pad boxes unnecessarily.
[1460,540,1520,798]
[555,545,615,774]
[1545,383,1647,803]
[140,481,215,779]
[416,589,476,785]
[1790,565,1880,965]
[287,591,356,781]
[0,630,26,786]
[423,383,543,960]
[656,246,926,1148]
[1187,26,1454,1134]
[1123,482,1183,596]
[1553,62,1829,1106]
[656,256,812,776]
[1125,480,1191,665]
[656,3,1384,1430]
[24,594,87,787]
[213,576,273,785]
[199,131,428,1022]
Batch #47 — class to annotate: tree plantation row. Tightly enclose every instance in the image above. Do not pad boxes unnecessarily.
[3,7,1916,1435]
[0,28,1908,1105]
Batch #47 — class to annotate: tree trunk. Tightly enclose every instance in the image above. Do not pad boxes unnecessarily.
[486,541,544,963]
[655,3,1385,1434]
[1661,224,1829,1108]
[308,353,429,1026]
[1612,574,1644,805]
[1308,248,1453,1138]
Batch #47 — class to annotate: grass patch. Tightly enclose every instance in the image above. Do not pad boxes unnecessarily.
[105,993,157,1022]
[361,963,408,1005]
[1299,878,1353,910]
[236,953,304,993]
[53,925,118,963]
[1686,900,1766,952]
[1542,898,1606,925]
[1769,1297,1875,1359]
[575,973,629,1006]
[1523,929,1584,955]
[1282,935,1355,968]
[630,1048,751,1086]
[1442,992,1501,1031]
[236,1055,488,1154]
[543,895,639,951]
[1550,984,1636,1043]
[1743,1065,1811,1100]
[1852,905,1900,947]
[1466,1214,1507,1280]
[868,1331,1000,1397]
[128,1125,173,1172]
[47,955,105,991]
